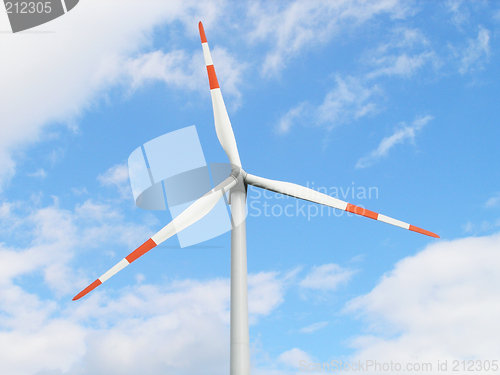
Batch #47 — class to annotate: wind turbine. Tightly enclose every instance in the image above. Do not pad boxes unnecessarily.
[73,22,439,375]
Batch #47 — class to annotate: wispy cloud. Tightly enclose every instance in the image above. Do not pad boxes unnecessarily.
[71,187,89,196]
[299,321,329,334]
[125,50,204,91]
[97,163,132,199]
[300,263,355,291]
[485,193,500,209]
[275,26,437,137]
[27,168,47,179]
[367,52,438,79]
[276,75,381,134]
[445,0,470,27]
[463,221,474,233]
[277,102,308,135]
[494,9,500,22]
[248,0,410,76]
[98,163,129,186]
[455,26,491,74]
[355,115,433,169]
[461,219,500,235]
[124,46,245,109]
[317,76,381,126]
[366,27,439,79]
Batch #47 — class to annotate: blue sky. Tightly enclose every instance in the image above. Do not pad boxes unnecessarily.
[1,1,500,374]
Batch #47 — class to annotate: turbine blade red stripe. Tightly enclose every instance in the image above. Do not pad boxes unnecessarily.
[199,21,207,43]
[207,65,220,90]
[125,238,157,263]
[346,203,379,220]
[409,225,440,238]
[72,279,102,301]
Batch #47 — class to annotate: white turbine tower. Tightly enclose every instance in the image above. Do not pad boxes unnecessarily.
[74,22,439,375]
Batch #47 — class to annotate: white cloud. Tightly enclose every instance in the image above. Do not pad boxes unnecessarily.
[69,271,291,375]
[75,199,123,222]
[391,27,429,48]
[249,271,291,316]
[0,190,303,375]
[69,279,232,375]
[461,218,500,236]
[317,76,381,126]
[0,277,231,375]
[0,207,76,289]
[71,187,89,196]
[276,103,308,135]
[456,26,491,74]
[300,263,354,291]
[495,9,500,22]
[367,52,437,79]
[278,348,313,368]
[350,254,366,263]
[275,25,440,137]
[125,49,203,91]
[366,27,439,79]
[0,0,231,190]
[208,47,247,109]
[346,233,500,370]
[98,163,129,187]
[485,193,500,209]
[276,76,381,134]
[98,163,132,199]
[0,316,87,375]
[0,198,153,298]
[0,273,291,375]
[355,115,433,169]
[0,194,293,375]
[445,0,470,27]
[463,221,474,233]
[124,46,245,109]
[298,321,329,334]
[27,168,47,179]
[248,0,410,76]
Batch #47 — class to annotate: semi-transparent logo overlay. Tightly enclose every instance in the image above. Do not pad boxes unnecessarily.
[3,0,79,33]
[128,126,245,248]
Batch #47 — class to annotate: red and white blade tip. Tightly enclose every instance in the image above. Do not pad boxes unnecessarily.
[199,21,207,43]
[72,238,157,301]
[199,22,220,90]
[345,203,439,238]
[73,279,101,301]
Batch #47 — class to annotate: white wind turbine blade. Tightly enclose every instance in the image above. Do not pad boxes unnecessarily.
[73,175,238,300]
[199,22,242,167]
[245,173,439,238]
